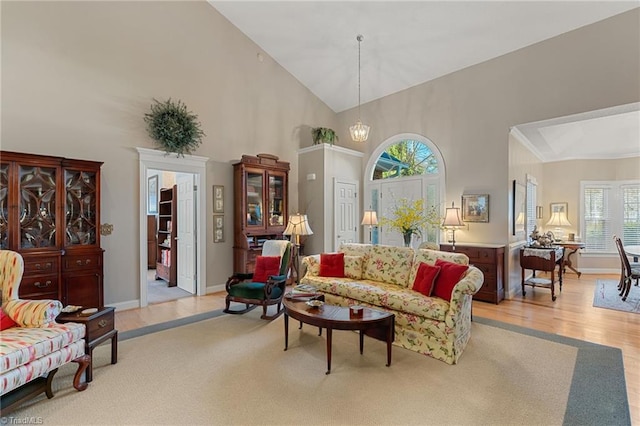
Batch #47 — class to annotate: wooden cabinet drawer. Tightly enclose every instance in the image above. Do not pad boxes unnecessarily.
[19,275,59,298]
[86,308,115,342]
[63,253,102,271]
[455,247,495,262]
[23,256,59,275]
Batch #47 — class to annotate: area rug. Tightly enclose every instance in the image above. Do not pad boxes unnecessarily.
[6,312,629,426]
[593,279,640,314]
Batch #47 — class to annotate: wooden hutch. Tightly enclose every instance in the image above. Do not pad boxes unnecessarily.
[155,185,178,286]
[0,151,104,308]
[233,154,289,273]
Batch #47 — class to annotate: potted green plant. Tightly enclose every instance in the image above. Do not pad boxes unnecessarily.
[144,98,206,156]
[311,127,338,146]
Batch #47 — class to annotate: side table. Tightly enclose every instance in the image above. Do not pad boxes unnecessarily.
[57,306,118,382]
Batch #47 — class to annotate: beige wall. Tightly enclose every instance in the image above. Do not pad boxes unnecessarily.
[1,2,335,306]
[2,3,638,306]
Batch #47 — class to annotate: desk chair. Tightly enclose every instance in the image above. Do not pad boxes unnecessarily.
[614,236,640,301]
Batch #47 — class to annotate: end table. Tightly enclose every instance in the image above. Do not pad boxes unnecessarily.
[57,306,118,382]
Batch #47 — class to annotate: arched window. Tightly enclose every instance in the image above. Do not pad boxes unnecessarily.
[373,139,439,180]
[364,134,445,247]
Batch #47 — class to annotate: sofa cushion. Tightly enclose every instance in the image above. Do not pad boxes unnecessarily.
[409,249,469,288]
[344,255,364,279]
[339,243,373,258]
[412,263,441,296]
[363,245,414,287]
[253,256,281,283]
[432,259,470,301]
[3,299,63,328]
[0,322,85,372]
[301,275,448,322]
[228,281,283,300]
[320,253,345,277]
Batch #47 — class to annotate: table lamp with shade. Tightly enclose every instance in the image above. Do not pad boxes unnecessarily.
[442,202,465,250]
[361,210,378,244]
[546,211,571,241]
[283,213,313,284]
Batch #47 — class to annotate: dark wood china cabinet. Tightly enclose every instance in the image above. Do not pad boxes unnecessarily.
[233,154,289,273]
[0,151,104,308]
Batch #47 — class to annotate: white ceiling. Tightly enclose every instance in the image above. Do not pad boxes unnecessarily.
[209,1,639,161]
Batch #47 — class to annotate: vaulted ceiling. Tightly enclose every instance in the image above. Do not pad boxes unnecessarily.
[209,2,639,161]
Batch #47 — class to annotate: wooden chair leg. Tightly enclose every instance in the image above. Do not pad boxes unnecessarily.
[72,354,91,391]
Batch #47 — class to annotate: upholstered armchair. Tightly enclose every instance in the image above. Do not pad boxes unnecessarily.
[224,240,292,320]
[1,250,90,413]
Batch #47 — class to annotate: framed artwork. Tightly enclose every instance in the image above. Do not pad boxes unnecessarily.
[213,185,224,213]
[462,194,489,223]
[147,175,158,215]
[512,181,525,236]
[550,202,568,215]
[213,214,224,243]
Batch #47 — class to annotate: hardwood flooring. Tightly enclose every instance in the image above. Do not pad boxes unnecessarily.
[115,273,639,423]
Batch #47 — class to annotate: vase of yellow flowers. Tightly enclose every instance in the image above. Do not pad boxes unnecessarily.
[380,198,442,247]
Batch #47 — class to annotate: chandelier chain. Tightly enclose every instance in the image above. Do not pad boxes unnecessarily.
[357,34,362,117]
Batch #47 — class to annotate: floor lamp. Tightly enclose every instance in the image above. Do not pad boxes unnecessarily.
[283,213,313,284]
[361,210,378,244]
[442,202,464,251]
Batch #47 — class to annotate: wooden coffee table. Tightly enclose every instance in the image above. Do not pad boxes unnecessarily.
[283,295,394,374]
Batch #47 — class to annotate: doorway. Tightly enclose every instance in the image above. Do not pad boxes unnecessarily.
[137,148,208,308]
[146,169,197,304]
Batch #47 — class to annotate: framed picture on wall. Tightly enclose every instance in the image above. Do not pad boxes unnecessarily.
[462,194,489,223]
[550,202,568,215]
[148,175,158,215]
[213,185,224,213]
[213,214,224,243]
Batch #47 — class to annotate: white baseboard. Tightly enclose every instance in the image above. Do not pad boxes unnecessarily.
[206,284,225,294]
[107,299,140,311]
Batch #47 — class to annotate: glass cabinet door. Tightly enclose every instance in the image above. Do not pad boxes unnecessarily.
[268,173,285,226]
[18,165,57,249]
[65,170,97,245]
[246,171,263,227]
[0,163,9,249]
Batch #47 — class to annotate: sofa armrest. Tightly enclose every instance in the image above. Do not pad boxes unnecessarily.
[447,266,484,315]
[3,299,63,327]
[301,255,321,278]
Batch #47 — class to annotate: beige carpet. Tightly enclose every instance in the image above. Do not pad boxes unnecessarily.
[8,310,583,425]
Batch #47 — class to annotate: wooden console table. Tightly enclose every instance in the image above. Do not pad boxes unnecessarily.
[520,247,564,301]
[555,242,586,277]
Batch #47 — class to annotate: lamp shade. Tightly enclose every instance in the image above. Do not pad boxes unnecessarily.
[442,203,464,228]
[361,210,378,226]
[546,211,571,227]
[283,213,313,237]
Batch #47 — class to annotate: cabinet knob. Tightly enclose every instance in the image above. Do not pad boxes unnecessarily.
[98,320,108,328]
[34,280,52,288]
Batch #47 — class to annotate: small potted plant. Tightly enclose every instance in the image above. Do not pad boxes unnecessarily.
[311,127,338,146]
[144,98,206,157]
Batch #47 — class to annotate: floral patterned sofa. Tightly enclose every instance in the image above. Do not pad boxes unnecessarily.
[300,243,484,364]
[0,250,90,413]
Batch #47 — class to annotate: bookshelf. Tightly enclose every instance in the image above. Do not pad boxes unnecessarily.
[156,185,177,286]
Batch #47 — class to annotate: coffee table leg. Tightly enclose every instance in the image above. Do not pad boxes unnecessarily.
[284,313,289,351]
[386,325,393,367]
[326,328,332,375]
[359,330,364,354]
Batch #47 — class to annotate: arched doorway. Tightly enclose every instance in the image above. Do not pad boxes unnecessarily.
[363,133,445,248]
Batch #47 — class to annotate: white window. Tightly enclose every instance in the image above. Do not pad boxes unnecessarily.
[580,180,640,252]
[525,175,537,238]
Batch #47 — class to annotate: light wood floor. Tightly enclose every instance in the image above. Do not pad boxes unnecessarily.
[115,273,639,423]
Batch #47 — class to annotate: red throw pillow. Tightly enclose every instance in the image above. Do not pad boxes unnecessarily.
[0,309,17,331]
[319,253,346,278]
[253,256,281,283]
[432,259,469,302]
[412,262,441,297]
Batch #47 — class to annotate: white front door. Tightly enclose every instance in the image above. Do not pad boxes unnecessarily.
[379,178,423,248]
[176,173,196,294]
[334,179,359,251]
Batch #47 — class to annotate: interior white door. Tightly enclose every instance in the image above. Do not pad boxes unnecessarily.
[334,179,359,250]
[379,178,423,248]
[176,173,196,294]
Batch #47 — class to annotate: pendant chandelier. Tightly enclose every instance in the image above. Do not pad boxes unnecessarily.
[350,34,370,142]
